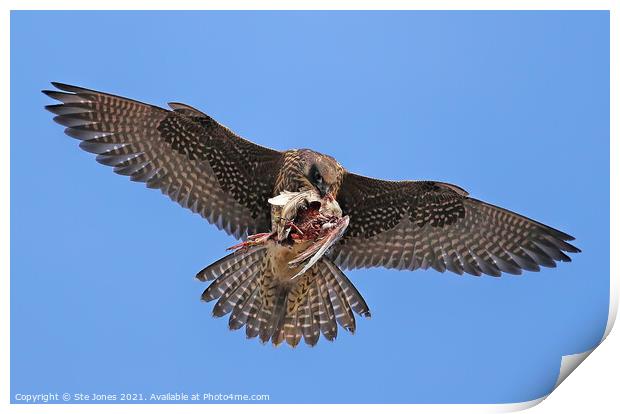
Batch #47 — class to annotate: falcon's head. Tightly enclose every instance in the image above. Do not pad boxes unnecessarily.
[293,149,345,198]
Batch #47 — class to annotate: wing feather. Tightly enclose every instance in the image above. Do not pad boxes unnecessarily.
[333,173,580,277]
[43,82,282,239]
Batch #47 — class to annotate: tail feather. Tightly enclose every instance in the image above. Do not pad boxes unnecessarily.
[272,315,287,346]
[308,283,322,339]
[256,302,273,343]
[300,292,320,346]
[315,261,356,332]
[213,276,257,317]
[261,287,287,344]
[244,293,263,339]
[257,272,281,343]
[314,273,338,341]
[229,285,260,330]
[275,271,313,347]
[271,295,290,347]
[324,259,371,318]
[201,255,263,302]
[285,312,302,347]
[323,270,356,333]
[198,250,370,347]
[195,247,264,282]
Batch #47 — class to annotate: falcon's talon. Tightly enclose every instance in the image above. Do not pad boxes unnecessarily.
[43,82,580,348]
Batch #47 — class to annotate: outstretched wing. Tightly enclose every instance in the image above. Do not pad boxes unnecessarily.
[43,82,283,239]
[332,173,580,276]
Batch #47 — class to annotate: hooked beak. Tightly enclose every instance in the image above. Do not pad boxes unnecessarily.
[317,182,330,198]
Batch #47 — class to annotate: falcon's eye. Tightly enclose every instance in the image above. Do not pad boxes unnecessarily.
[309,165,323,184]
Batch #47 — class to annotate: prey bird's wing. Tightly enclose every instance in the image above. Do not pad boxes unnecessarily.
[332,173,580,276]
[43,83,283,239]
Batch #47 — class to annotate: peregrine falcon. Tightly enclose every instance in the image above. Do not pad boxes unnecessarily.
[43,82,581,347]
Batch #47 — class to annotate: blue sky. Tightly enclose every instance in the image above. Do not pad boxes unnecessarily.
[11,11,609,404]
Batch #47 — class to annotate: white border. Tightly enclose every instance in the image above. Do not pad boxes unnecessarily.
[2,1,616,413]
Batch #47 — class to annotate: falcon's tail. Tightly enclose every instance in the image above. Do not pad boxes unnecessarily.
[196,248,371,347]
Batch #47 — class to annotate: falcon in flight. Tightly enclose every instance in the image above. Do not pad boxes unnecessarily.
[43,82,580,347]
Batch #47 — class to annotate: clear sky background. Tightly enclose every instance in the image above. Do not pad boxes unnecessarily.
[11,11,609,404]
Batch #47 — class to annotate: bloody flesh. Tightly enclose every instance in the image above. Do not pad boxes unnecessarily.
[289,201,340,242]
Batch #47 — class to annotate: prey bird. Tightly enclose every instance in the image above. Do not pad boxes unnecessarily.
[43,83,581,347]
